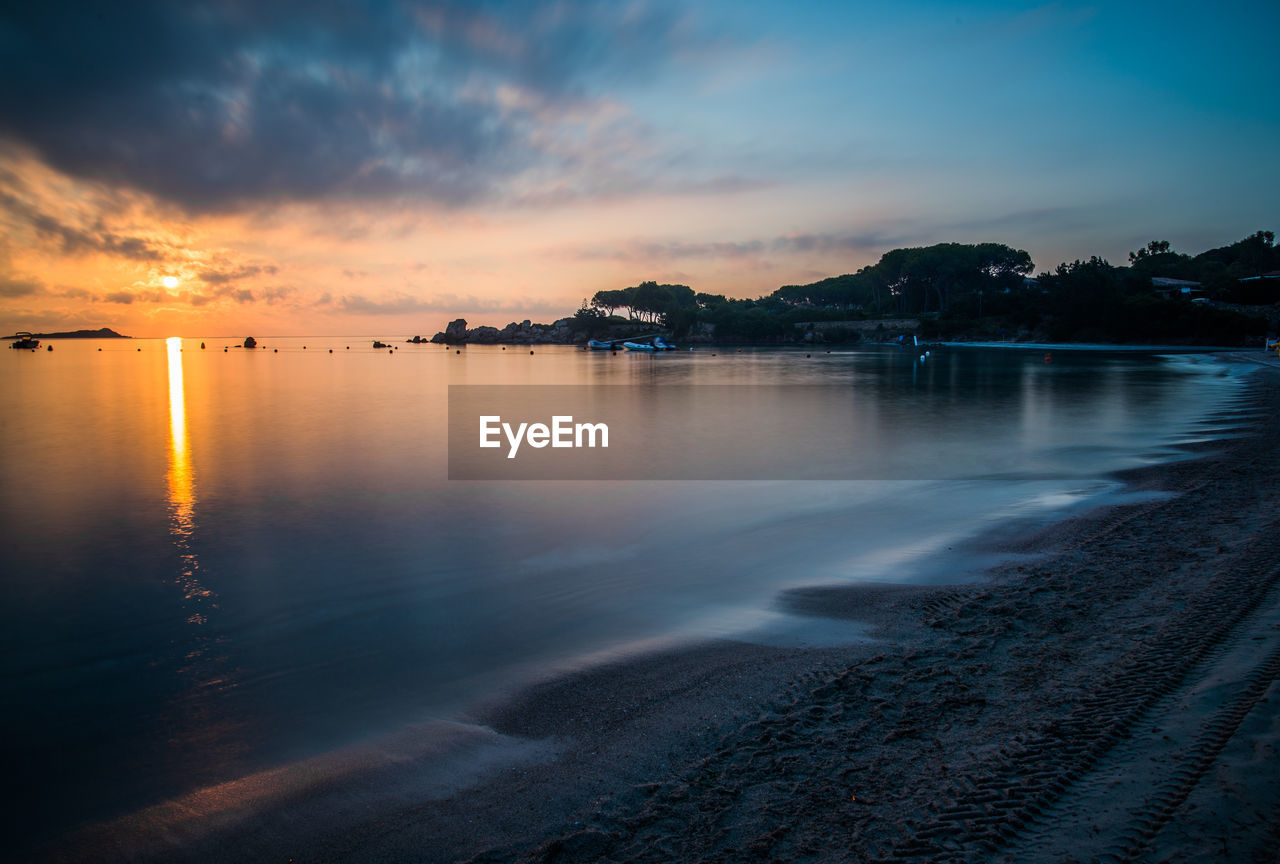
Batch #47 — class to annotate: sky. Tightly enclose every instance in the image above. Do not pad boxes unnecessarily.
[1,0,1277,337]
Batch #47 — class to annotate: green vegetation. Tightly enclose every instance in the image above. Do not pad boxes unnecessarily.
[583,233,1278,345]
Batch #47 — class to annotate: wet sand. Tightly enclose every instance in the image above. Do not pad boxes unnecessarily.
[41,358,1280,863]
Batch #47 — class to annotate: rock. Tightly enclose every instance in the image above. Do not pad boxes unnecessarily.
[372,340,390,349]
[243,336,257,349]
[469,326,501,344]
[444,318,468,344]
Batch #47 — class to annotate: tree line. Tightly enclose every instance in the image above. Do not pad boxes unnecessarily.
[571,232,1277,344]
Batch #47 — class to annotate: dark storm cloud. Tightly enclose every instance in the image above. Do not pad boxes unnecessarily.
[0,1,700,211]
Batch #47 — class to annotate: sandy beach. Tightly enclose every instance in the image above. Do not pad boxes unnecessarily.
[41,358,1280,864]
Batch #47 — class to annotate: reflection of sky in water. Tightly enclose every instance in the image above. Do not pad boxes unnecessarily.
[0,340,1255,847]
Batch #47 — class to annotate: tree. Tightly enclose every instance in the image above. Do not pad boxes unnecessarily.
[570,300,608,336]
[1128,240,1171,263]
[590,288,631,318]
[775,242,1033,316]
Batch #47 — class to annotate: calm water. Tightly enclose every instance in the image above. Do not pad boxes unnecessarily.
[0,338,1251,847]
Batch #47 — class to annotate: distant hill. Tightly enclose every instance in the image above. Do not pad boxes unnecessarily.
[6,327,131,339]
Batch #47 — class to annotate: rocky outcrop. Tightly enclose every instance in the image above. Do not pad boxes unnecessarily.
[428,317,586,345]
[243,336,257,349]
[430,319,469,344]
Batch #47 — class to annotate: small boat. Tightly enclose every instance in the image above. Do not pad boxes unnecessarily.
[9,331,39,350]
[623,341,658,352]
[588,339,616,350]
[653,337,676,350]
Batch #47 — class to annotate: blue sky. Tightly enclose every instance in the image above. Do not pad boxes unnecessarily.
[0,0,1276,335]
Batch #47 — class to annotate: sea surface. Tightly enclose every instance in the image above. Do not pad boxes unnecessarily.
[0,337,1253,848]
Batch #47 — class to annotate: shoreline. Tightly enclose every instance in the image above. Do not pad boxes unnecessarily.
[38,357,1280,863]
[445,357,1280,863]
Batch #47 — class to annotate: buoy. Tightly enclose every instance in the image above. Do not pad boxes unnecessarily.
[329,349,332,353]
[806,353,811,358]
[274,348,278,353]
[98,348,102,351]
[137,348,141,351]
[201,342,205,349]
[389,349,393,354]
[303,346,306,349]
[501,346,505,350]
[224,348,227,352]
[47,345,53,351]
[456,349,460,354]
[530,350,534,355]
[346,346,350,349]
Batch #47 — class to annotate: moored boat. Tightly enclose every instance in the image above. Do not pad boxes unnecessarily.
[623,341,658,352]
[9,331,39,350]
[588,339,617,350]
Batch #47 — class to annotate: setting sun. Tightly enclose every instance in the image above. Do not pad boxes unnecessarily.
[162,276,179,289]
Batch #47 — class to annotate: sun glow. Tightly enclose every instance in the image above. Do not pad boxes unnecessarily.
[162,276,180,289]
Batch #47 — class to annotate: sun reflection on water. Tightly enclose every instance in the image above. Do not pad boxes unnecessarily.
[167,337,212,624]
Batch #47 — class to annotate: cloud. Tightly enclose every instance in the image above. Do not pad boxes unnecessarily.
[100,289,166,304]
[0,2,714,211]
[189,281,294,307]
[0,274,43,297]
[198,263,278,284]
[0,189,166,260]
[335,290,565,317]
[566,230,904,263]
[770,232,897,254]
